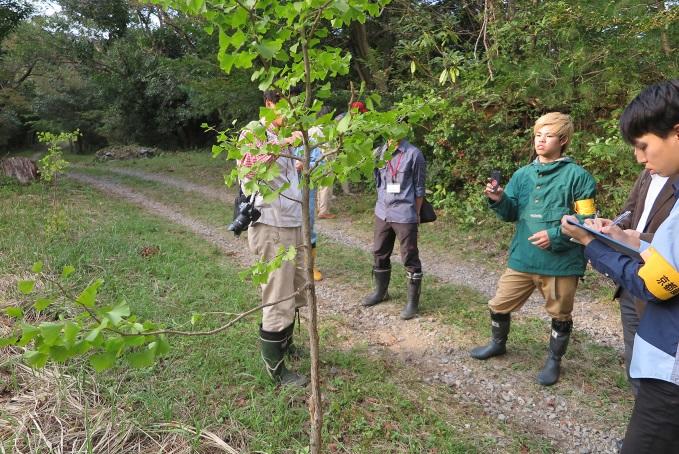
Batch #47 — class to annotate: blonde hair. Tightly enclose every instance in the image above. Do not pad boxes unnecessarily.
[533,112,574,152]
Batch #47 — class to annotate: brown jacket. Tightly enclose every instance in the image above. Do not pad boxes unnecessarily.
[617,170,679,242]
[613,170,679,302]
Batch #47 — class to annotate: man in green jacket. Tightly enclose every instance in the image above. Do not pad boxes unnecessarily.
[470,112,597,386]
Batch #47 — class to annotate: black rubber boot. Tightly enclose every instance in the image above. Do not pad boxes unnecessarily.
[283,315,306,360]
[537,319,572,386]
[260,325,308,387]
[362,267,391,306]
[470,312,511,360]
[400,271,422,320]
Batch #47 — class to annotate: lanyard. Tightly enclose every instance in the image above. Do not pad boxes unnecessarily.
[387,151,404,182]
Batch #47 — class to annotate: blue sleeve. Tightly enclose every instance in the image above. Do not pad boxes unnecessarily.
[585,239,662,303]
[309,147,323,168]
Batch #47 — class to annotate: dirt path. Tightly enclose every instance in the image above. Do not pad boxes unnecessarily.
[68,170,627,453]
[98,166,624,350]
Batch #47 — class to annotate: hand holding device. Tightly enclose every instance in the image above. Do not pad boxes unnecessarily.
[490,170,501,192]
[483,170,503,201]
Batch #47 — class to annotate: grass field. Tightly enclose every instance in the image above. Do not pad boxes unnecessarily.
[0,151,631,452]
[1,174,552,453]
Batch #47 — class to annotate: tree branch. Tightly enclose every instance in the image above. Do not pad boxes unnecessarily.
[142,286,309,336]
[42,270,310,338]
[13,62,36,88]
[41,274,103,326]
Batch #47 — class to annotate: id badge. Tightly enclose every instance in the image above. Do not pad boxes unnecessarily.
[386,183,401,193]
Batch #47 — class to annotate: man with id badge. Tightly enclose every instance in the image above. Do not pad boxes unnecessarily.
[362,138,426,320]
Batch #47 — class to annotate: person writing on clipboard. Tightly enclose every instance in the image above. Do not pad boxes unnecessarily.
[600,151,677,396]
[561,80,679,453]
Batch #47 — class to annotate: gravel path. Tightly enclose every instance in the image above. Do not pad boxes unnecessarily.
[99,166,624,350]
[67,169,628,453]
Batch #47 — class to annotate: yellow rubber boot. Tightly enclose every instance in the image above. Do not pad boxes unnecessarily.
[312,248,323,281]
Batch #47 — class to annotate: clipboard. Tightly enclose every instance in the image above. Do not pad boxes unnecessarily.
[566,219,642,261]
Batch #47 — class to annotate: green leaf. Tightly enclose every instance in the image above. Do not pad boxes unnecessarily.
[283,245,297,261]
[234,52,256,69]
[123,335,146,347]
[365,98,374,111]
[0,335,18,348]
[83,328,98,343]
[334,0,349,12]
[90,352,116,372]
[262,186,285,203]
[24,350,49,369]
[228,6,248,27]
[255,40,282,59]
[71,340,92,355]
[230,30,246,49]
[439,68,449,85]
[127,348,155,369]
[49,345,71,362]
[39,322,63,346]
[85,318,108,343]
[33,297,52,311]
[18,324,40,347]
[5,306,23,318]
[106,301,130,326]
[153,335,170,356]
[449,68,457,83]
[32,261,43,273]
[18,280,35,295]
[190,313,202,326]
[189,0,205,13]
[337,113,351,133]
[62,265,75,279]
[104,337,124,354]
[410,60,416,75]
[76,279,104,307]
[258,70,276,91]
[63,322,80,347]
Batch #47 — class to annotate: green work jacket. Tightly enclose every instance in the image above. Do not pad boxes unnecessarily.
[490,157,597,276]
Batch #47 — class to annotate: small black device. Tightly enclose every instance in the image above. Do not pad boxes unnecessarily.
[490,170,502,192]
[228,193,261,236]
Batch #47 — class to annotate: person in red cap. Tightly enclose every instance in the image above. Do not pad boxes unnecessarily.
[350,101,368,113]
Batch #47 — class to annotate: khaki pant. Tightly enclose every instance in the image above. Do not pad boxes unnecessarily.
[489,268,579,321]
[248,223,307,332]
[318,185,332,216]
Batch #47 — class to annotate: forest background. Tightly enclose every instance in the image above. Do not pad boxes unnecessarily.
[1,0,678,220]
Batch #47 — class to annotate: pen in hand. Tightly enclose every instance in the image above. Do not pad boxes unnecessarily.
[611,210,632,226]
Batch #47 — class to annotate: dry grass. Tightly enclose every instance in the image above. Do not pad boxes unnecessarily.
[0,350,247,454]
[0,272,246,454]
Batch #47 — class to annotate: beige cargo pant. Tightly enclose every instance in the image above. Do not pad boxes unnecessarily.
[318,185,332,216]
[489,268,579,321]
[248,223,307,332]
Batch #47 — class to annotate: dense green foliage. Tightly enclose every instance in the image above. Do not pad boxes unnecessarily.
[1,0,677,217]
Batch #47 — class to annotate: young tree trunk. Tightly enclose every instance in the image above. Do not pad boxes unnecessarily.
[350,22,373,87]
[301,32,323,454]
[300,171,322,454]
[655,0,671,56]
